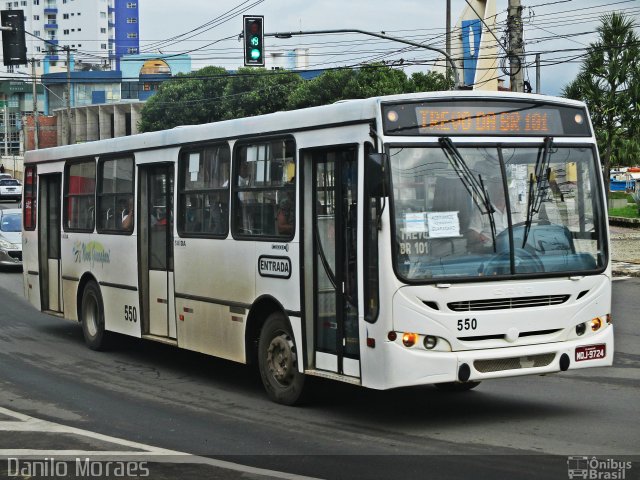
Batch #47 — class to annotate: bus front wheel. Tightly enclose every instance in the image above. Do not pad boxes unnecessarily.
[258,312,305,405]
[81,281,110,351]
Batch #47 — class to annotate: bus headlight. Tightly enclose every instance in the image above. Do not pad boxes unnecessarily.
[424,335,438,349]
[392,332,451,352]
[575,323,586,336]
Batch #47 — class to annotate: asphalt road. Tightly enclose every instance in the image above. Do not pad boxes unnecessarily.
[0,266,638,479]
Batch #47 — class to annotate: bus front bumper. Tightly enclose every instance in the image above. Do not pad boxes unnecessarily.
[373,324,613,389]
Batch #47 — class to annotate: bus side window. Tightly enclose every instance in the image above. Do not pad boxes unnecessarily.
[233,138,295,239]
[179,144,230,237]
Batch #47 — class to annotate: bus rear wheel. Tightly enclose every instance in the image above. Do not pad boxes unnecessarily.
[81,281,110,351]
[435,381,481,392]
[258,312,305,405]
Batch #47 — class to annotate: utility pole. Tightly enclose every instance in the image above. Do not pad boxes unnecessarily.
[3,104,8,156]
[507,0,525,92]
[31,58,39,150]
[535,53,541,94]
[446,0,451,83]
[65,46,72,145]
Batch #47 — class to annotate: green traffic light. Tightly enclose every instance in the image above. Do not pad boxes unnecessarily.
[250,48,261,60]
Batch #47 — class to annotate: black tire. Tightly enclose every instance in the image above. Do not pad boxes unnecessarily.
[258,312,305,405]
[80,281,110,351]
[435,381,481,392]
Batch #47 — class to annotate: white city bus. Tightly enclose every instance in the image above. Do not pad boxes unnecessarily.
[22,91,613,404]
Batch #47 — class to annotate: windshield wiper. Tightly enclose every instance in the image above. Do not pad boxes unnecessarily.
[439,137,497,250]
[522,137,554,248]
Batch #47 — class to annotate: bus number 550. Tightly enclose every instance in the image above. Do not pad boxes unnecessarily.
[124,305,137,323]
[457,318,477,331]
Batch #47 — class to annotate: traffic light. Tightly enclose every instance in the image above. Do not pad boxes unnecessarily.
[1,10,27,66]
[243,15,264,67]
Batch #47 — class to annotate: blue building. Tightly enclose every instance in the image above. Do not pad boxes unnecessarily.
[42,55,191,144]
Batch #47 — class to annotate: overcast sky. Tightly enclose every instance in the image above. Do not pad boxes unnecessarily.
[138,0,640,96]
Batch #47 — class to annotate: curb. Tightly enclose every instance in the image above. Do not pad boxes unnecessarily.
[609,216,640,228]
[612,261,640,278]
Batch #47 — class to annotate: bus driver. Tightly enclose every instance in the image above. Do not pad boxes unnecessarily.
[467,178,510,251]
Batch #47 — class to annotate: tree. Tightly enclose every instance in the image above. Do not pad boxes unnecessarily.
[138,66,229,132]
[409,71,451,92]
[287,64,448,110]
[342,64,412,99]
[139,63,449,132]
[221,68,302,120]
[286,69,358,109]
[562,13,640,195]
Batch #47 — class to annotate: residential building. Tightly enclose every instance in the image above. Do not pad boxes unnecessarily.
[0,80,43,155]
[0,0,139,74]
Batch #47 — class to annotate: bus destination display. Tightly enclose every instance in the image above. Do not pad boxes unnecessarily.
[382,101,591,137]
[416,106,561,135]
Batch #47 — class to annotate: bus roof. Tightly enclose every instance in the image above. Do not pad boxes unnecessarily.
[24,90,586,163]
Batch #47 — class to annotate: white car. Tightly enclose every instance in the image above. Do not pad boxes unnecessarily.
[0,209,22,267]
[0,178,22,202]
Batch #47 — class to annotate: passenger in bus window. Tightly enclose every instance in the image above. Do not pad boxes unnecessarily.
[186,196,203,232]
[121,197,134,231]
[151,206,167,227]
[276,190,294,235]
[209,200,227,234]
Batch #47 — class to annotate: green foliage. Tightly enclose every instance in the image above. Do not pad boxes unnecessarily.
[343,64,412,99]
[138,66,228,132]
[222,68,302,119]
[409,71,452,92]
[139,63,449,132]
[562,13,640,195]
[286,69,358,109]
[608,204,640,219]
[609,191,634,201]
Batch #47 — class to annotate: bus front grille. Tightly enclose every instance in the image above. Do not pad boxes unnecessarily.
[448,295,570,312]
[474,353,556,373]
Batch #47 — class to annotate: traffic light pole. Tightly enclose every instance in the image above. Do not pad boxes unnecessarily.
[265,28,462,90]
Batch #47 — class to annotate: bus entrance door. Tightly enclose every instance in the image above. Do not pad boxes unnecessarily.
[139,164,176,340]
[312,148,360,378]
[38,174,62,313]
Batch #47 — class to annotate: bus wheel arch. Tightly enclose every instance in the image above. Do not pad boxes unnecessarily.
[244,295,285,366]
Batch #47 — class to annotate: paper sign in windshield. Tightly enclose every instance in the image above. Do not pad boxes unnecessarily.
[404,212,427,233]
[427,211,460,238]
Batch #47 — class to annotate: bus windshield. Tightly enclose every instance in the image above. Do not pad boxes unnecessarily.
[390,143,606,281]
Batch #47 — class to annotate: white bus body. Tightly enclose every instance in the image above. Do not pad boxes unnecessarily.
[22,91,612,404]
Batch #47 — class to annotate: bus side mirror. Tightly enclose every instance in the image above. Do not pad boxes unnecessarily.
[366,153,388,198]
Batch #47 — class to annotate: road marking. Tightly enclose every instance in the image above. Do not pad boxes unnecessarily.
[0,406,321,480]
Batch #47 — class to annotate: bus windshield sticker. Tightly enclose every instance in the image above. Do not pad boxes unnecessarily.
[427,211,460,238]
[188,153,200,181]
[404,212,427,233]
[258,255,292,279]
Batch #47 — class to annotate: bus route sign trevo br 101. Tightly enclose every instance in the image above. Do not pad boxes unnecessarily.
[382,100,592,137]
